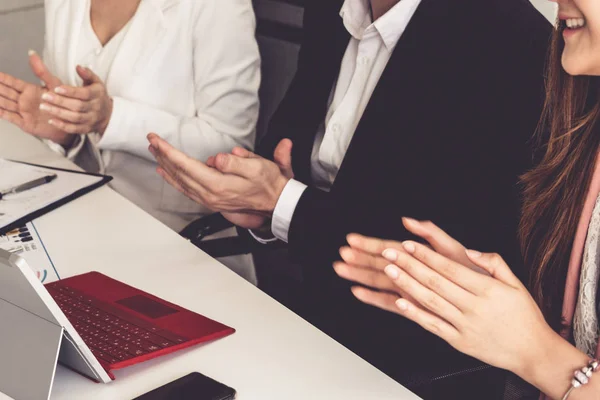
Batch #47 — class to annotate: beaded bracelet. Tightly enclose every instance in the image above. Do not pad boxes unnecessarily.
[562,359,599,400]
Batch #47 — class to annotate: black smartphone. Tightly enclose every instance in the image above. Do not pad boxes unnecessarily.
[133,372,236,400]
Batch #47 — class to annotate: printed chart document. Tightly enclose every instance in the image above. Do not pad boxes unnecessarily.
[0,222,59,283]
[0,159,109,232]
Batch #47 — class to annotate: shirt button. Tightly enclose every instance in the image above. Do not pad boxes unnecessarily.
[95,48,102,56]
[332,124,342,134]
[361,56,371,66]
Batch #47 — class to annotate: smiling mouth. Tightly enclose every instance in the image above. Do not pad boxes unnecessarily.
[561,18,586,31]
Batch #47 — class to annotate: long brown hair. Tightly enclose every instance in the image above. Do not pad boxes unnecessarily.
[520,24,600,331]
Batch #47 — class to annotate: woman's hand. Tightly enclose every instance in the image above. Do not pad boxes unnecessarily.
[0,52,73,145]
[40,66,113,135]
[369,220,565,378]
[333,218,482,314]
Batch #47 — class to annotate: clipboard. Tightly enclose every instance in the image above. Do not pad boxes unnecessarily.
[0,160,112,235]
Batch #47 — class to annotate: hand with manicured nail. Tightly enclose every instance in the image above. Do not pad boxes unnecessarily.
[40,65,113,135]
[0,50,72,145]
[341,219,590,399]
[334,217,480,314]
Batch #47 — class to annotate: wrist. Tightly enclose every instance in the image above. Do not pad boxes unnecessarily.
[517,327,588,398]
[97,97,113,135]
[266,176,290,216]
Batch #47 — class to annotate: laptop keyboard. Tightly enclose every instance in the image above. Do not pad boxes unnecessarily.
[46,284,188,366]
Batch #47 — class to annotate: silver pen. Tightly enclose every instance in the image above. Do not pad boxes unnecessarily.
[0,174,58,200]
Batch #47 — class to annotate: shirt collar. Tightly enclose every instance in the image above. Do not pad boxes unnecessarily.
[339,0,423,51]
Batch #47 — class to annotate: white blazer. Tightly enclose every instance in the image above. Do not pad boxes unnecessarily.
[43,0,261,231]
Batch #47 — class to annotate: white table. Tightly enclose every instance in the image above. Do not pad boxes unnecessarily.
[0,122,420,400]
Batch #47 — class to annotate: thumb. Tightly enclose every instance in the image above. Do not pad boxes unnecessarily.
[231,146,258,159]
[274,139,293,179]
[76,65,102,86]
[465,250,522,288]
[28,50,61,89]
[402,218,473,267]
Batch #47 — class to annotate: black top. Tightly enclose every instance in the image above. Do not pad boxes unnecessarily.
[257,0,552,392]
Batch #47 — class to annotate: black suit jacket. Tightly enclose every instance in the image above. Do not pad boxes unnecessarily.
[258,0,551,394]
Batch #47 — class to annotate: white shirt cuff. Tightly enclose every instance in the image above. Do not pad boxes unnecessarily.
[271,179,308,243]
[248,229,278,244]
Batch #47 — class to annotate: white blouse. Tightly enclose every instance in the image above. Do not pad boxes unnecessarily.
[42,0,260,231]
[71,0,133,170]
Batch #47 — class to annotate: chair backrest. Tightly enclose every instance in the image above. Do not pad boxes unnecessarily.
[253,0,305,143]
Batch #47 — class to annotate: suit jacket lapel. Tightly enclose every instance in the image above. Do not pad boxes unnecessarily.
[331,0,454,190]
[293,9,350,183]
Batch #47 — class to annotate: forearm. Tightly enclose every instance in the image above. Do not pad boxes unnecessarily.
[98,96,255,162]
[517,330,595,399]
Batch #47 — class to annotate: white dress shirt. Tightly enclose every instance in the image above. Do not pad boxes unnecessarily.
[42,0,261,232]
[269,0,422,242]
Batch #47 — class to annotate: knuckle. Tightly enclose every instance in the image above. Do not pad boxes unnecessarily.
[480,283,496,298]
[210,182,224,196]
[489,253,503,263]
[425,275,442,292]
[218,154,231,171]
[424,294,441,311]
[428,322,443,335]
[415,245,430,262]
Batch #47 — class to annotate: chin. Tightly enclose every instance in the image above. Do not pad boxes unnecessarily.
[562,53,587,76]
[562,50,600,76]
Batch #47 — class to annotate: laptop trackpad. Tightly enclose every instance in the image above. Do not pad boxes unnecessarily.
[117,295,179,319]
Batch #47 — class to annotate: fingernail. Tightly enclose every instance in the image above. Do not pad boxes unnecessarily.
[466,249,482,259]
[396,299,409,311]
[54,87,66,94]
[41,93,53,101]
[39,104,50,111]
[383,249,398,261]
[385,264,400,279]
[403,217,419,226]
[346,235,359,246]
[28,49,36,56]
[148,146,156,156]
[340,247,354,262]
[333,262,346,274]
[403,241,416,253]
[48,119,55,125]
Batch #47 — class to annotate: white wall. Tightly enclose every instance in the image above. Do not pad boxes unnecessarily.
[531,0,557,22]
[0,0,558,84]
[0,1,44,83]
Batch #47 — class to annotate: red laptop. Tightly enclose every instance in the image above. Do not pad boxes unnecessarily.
[44,271,235,381]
